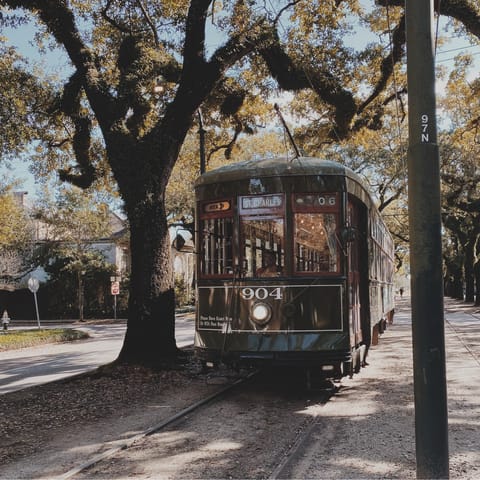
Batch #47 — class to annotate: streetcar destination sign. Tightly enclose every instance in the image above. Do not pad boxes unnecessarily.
[242,194,282,209]
[239,194,284,215]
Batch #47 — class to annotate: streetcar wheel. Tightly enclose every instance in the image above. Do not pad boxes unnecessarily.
[359,344,368,367]
[353,348,361,374]
[343,360,353,378]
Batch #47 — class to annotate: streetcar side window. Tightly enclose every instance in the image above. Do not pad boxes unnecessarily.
[199,200,234,277]
[240,217,285,278]
[293,194,339,274]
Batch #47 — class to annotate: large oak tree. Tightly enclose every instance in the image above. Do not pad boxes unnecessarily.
[1,0,480,365]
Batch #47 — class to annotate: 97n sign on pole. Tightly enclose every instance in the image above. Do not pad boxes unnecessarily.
[406,0,449,477]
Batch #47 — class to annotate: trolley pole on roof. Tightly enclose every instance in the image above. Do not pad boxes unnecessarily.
[405,1,449,478]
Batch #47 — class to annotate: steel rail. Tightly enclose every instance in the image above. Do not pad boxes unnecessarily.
[268,384,335,480]
[56,371,257,480]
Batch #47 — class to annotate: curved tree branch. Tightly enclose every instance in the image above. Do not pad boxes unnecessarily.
[135,0,160,46]
[358,14,406,115]
[258,28,357,140]
[207,114,244,162]
[4,0,117,130]
[101,0,132,35]
[377,0,480,40]
[181,0,211,80]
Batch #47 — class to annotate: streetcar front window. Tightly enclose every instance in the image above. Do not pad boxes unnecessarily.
[293,193,339,274]
[294,213,338,273]
[200,216,234,277]
[240,217,285,278]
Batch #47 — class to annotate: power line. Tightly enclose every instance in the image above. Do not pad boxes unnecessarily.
[385,3,408,197]
[436,50,480,63]
[437,44,480,55]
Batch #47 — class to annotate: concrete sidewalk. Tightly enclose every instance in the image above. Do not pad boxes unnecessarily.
[279,298,480,479]
[398,297,480,478]
[443,302,480,478]
[0,313,195,394]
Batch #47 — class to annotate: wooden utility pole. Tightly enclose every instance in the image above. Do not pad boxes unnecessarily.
[198,109,206,175]
[405,0,449,477]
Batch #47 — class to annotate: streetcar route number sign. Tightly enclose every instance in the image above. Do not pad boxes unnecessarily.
[240,287,283,300]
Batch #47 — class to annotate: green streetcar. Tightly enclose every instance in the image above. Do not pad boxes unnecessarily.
[194,156,395,379]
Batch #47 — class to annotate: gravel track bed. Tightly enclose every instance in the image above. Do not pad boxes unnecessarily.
[76,371,332,479]
[1,298,479,479]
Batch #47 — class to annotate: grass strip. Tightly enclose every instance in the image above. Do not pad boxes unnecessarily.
[0,328,90,351]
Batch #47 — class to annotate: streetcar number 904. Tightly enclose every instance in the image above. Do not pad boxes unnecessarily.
[240,287,283,300]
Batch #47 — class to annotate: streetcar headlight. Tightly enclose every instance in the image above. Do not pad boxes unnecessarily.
[250,302,272,326]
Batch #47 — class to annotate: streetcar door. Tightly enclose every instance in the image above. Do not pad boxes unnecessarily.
[347,199,363,347]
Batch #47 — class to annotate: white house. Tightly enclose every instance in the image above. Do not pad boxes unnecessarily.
[4,191,195,291]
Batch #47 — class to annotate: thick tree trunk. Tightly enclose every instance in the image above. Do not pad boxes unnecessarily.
[78,271,85,322]
[117,196,178,365]
[444,253,463,300]
[475,241,480,306]
[464,239,475,302]
[105,111,192,366]
[475,260,480,306]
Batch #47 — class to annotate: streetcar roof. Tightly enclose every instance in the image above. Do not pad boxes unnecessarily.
[195,156,365,187]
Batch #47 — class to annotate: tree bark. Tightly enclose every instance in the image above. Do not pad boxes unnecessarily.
[77,270,85,322]
[117,194,178,365]
[475,241,480,306]
[464,238,475,303]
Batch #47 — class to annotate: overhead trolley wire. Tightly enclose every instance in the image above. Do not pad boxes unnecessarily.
[385,3,408,194]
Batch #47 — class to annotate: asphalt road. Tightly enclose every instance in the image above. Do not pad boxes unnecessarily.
[0,314,195,395]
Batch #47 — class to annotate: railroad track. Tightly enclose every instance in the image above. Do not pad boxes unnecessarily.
[55,370,257,479]
[56,369,336,480]
[268,408,326,479]
[266,378,337,479]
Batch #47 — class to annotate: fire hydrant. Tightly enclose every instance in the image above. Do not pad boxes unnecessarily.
[2,310,10,332]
